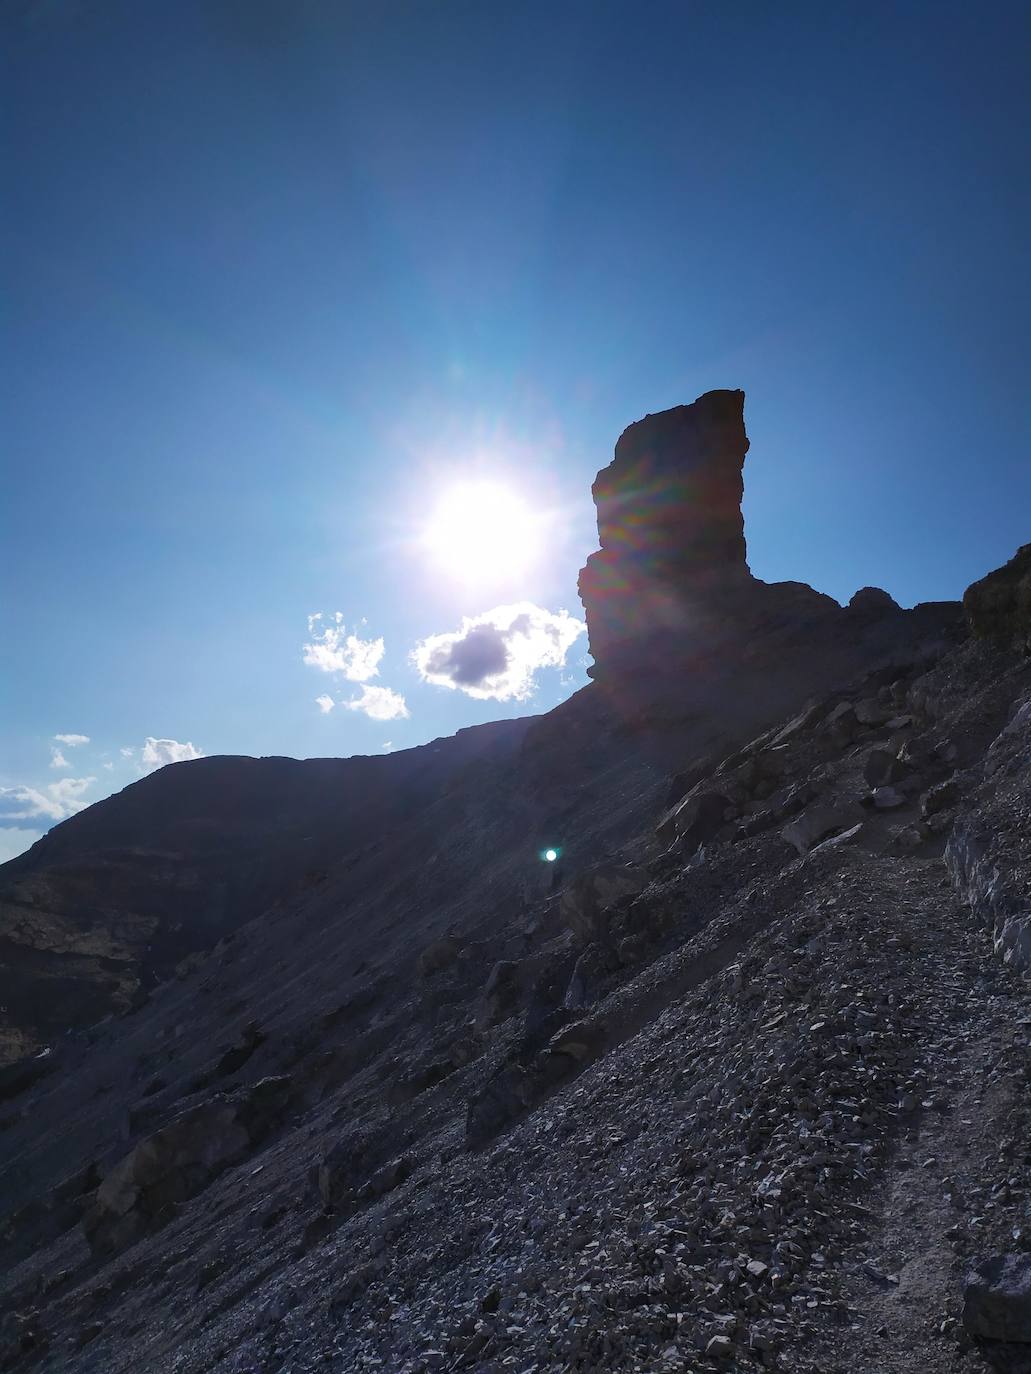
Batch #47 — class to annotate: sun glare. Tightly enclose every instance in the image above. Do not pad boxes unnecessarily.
[423,481,541,581]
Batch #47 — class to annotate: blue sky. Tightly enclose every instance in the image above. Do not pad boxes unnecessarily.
[3,0,1029,860]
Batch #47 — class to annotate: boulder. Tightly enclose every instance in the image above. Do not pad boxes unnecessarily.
[782,800,864,856]
[417,935,462,979]
[83,1075,293,1255]
[921,778,960,817]
[863,747,908,788]
[564,943,619,1010]
[559,864,645,945]
[823,702,859,743]
[317,1125,412,1211]
[854,697,893,727]
[477,960,525,1030]
[962,1253,1031,1342]
[656,792,731,853]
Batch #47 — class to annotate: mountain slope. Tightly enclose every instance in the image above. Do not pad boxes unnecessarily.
[0,392,1028,1374]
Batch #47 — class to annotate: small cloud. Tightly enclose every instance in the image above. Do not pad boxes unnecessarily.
[120,746,135,759]
[382,741,393,751]
[303,613,384,681]
[53,733,90,747]
[344,685,409,721]
[102,761,114,771]
[0,777,96,829]
[412,602,586,701]
[140,737,205,771]
[315,694,335,714]
[49,747,70,770]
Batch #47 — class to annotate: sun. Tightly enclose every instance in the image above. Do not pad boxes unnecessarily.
[423,480,541,581]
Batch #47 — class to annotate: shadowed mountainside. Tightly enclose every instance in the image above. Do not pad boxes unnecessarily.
[1,392,1028,1374]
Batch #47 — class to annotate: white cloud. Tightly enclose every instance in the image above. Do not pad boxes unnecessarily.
[343,685,409,721]
[49,747,70,770]
[412,602,586,701]
[0,777,96,829]
[315,694,335,714]
[382,741,393,752]
[303,613,384,681]
[54,733,90,747]
[140,737,205,770]
[120,746,135,759]
[103,761,114,771]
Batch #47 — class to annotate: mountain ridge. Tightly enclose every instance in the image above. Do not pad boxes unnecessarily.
[1,391,1028,1374]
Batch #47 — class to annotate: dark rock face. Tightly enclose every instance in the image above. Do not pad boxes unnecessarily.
[946,688,1031,970]
[962,1253,1031,1342]
[578,390,751,672]
[964,542,1031,652]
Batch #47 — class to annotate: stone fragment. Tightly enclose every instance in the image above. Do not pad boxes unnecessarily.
[782,800,864,855]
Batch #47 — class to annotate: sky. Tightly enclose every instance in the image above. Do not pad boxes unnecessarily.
[2,0,1029,862]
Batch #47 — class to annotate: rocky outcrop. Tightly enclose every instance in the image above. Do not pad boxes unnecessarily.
[577,389,752,673]
[946,689,1031,970]
[963,543,1031,652]
[82,1075,293,1255]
